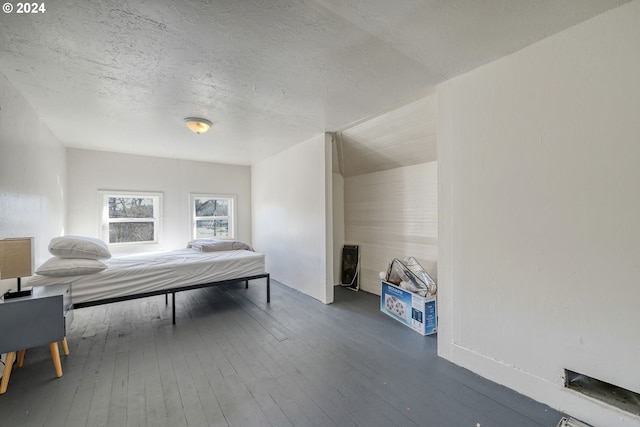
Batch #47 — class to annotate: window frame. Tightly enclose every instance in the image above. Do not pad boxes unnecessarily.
[99,190,163,246]
[190,193,236,240]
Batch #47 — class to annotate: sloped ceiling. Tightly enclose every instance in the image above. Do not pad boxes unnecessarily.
[336,92,437,177]
[0,0,630,166]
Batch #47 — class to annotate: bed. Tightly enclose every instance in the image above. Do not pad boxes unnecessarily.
[26,245,270,324]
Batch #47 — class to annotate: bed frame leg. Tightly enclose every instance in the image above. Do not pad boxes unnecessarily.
[267,274,270,303]
[172,292,176,325]
[245,280,249,289]
[165,293,168,305]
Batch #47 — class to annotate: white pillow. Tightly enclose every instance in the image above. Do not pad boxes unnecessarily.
[36,257,107,277]
[49,236,111,259]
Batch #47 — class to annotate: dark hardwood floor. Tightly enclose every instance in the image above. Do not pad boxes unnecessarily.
[0,280,563,427]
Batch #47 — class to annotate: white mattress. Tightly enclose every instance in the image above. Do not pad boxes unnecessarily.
[26,248,266,305]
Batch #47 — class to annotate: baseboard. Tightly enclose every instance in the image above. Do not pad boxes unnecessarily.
[446,343,640,427]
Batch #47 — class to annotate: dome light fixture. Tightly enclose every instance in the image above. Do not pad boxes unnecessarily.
[184,117,212,134]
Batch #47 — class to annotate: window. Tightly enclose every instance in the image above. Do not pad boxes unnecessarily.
[191,194,235,239]
[100,191,162,245]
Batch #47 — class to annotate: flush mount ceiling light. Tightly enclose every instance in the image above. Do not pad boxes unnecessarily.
[184,117,212,134]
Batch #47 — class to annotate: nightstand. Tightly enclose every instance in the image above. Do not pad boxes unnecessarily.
[0,283,73,394]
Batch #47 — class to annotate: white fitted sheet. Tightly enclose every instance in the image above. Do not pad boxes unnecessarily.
[27,248,266,305]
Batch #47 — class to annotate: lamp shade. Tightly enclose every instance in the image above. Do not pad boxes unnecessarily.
[0,237,34,279]
[184,117,212,134]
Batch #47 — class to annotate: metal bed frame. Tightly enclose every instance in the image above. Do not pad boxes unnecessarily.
[73,273,270,324]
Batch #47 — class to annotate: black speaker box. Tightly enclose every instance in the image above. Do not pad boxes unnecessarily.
[341,245,359,289]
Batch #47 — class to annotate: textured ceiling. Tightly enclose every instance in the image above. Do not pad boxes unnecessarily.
[0,0,630,166]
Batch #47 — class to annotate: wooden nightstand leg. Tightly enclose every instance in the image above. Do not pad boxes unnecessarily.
[49,342,63,378]
[61,337,70,356]
[16,349,26,368]
[1,351,17,394]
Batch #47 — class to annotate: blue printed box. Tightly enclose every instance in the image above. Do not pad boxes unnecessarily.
[381,281,437,336]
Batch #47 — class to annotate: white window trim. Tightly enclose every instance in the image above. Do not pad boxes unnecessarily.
[99,190,163,246]
[190,193,237,240]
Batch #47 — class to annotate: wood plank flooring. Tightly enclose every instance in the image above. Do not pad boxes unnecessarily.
[0,281,563,427]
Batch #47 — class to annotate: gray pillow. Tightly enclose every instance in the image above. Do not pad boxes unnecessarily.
[187,239,253,252]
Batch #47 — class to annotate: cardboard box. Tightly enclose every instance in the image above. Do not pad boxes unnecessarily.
[380,281,437,336]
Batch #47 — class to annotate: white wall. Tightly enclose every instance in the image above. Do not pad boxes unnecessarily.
[438,2,640,426]
[0,72,66,294]
[66,148,252,254]
[344,162,438,295]
[252,133,334,303]
[332,172,345,286]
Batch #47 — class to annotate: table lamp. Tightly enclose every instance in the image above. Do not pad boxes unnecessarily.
[0,237,34,299]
